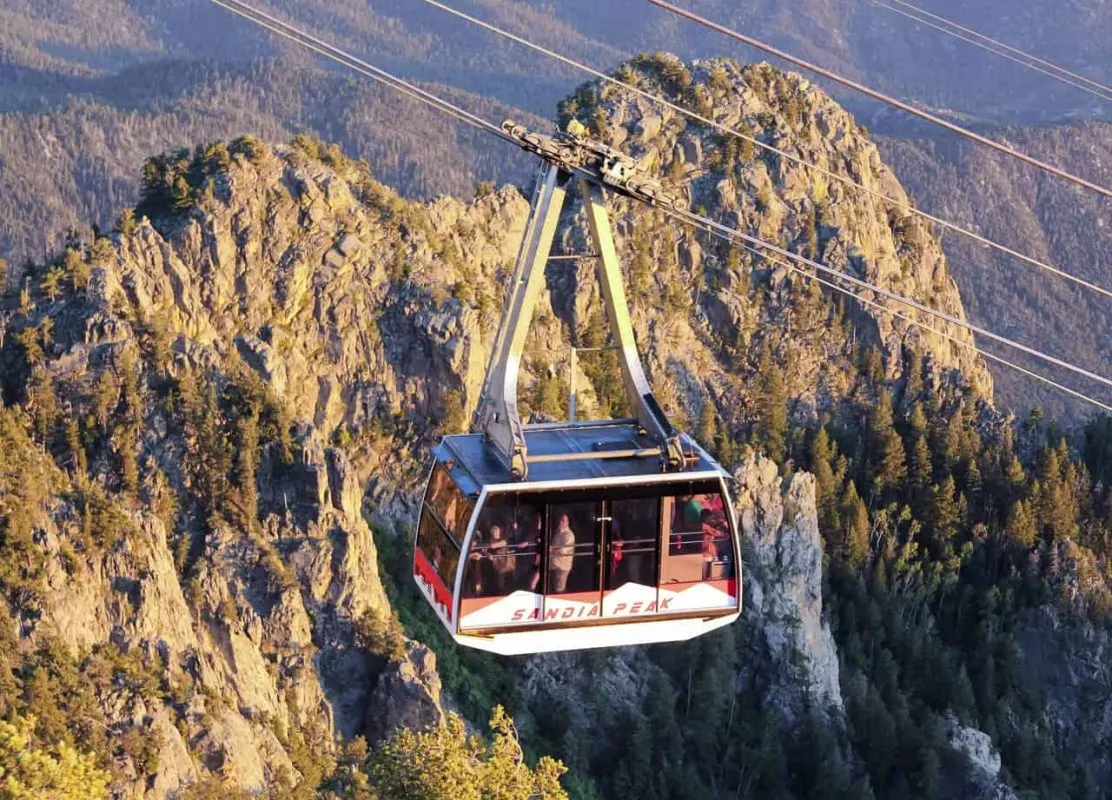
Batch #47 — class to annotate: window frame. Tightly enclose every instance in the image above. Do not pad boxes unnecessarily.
[418,465,473,590]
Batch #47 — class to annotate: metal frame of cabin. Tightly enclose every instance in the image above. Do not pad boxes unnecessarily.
[412,122,742,655]
[414,430,741,655]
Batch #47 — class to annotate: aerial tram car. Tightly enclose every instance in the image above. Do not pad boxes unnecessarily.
[413,121,741,655]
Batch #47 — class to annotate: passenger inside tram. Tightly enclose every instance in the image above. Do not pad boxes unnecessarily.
[608,501,657,588]
[549,503,601,595]
[487,524,514,595]
[548,513,576,593]
[662,492,732,583]
[510,509,544,591]
[462,504,545,599]
[460,488,733,604]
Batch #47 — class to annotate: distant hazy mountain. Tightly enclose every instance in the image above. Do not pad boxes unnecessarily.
[4,0,1111,120]
[879,121,1112,419]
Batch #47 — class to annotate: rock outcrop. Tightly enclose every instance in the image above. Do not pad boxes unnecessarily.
[735,455,842,716]
[549,56,994,434]
[945,716,1018,800]
[30,430,443,798]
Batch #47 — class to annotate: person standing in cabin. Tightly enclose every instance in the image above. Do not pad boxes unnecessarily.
[487,524,514,594]
[549,513,576,593]
[526,511,545,591]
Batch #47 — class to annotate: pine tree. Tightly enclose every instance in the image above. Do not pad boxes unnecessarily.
[115,208,138,236]
[16,326,44,366]
[369,707,568,800]
[907,404,933,499]
[27,367,58,442]
[235,411,260,532]
[868,393,906,496]
[951,666,977,724]
[40,266,64,301]
[112,422,139,498]
[64,418,87,477]
[62,248,91,290]
[18,278,31,314]
[841,480,870,568]
[810,427,841,533]
[697,401,719,453]
[754,342,788,463]
[1003,453,1026,502]
[903,347,924,400]
[92,371,119,431]
[0,714,110,799]
[929,476,960,552]
[1006,500,1038,549]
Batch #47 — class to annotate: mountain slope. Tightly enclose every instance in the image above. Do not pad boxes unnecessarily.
[0,60,543,266]
[878,121,1112,419]
[4,0,1111,120]
[2,55,1112,799]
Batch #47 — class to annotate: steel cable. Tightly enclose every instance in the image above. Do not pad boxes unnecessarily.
[644,0,1112,200]
[418,0,1112,300]
[207,0,1112,413]
[871,0,1112,102]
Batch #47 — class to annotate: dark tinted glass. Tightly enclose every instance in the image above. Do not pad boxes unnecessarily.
[607,497,659,589]
[424,465,472,540]
[417,511,460,588]
[466,498,545,598]
[418,465,473,589]
[661,490,733,584]
[547,502,600,595]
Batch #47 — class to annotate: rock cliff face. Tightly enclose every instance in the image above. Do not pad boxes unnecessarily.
[0,57,1004,797]
[543,57,992,441]
[1015,607,1112,790]
[14,402,444,797]
[734,455,841,716]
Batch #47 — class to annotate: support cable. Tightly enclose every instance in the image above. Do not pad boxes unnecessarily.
[665,205,1112,392]
[418,0,1112,300]
[733,240,1112,412]
[871,0,1112,102]
[206,0,1112,413]
[644,0,1112,200]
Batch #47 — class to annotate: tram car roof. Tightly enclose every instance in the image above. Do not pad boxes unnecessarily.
[434,420,728,496]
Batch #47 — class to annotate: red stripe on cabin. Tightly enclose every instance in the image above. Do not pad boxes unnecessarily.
[414,549,454,621]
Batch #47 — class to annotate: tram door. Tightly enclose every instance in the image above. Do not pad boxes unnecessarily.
[543,501,603,621]
[602,497,661,617]
[541,495,664,621]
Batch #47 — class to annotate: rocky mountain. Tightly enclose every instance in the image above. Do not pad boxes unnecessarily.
[3,55,1112,799]
[4,0,1111,428]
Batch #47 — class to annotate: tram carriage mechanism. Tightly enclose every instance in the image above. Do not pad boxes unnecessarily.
[413,122,741,655]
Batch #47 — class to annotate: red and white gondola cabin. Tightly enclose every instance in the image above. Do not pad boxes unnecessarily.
[413,421,741,655]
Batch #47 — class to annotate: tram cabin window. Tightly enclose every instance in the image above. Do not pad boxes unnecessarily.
[418,466,472,588]
[661,490,732,584]
[607,498,659,589]
[547,502,600,595]
[466,498,545,598]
